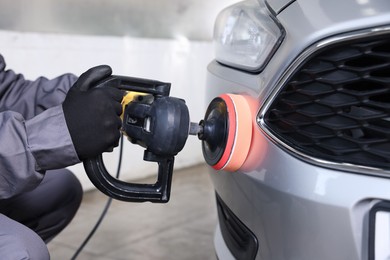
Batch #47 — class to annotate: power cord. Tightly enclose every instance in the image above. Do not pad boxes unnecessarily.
[71,133,124,260]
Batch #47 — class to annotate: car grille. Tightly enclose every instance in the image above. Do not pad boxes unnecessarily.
[264,34,390,171]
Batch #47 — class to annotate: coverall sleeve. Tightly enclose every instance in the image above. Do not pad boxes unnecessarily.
[0,55,80,198]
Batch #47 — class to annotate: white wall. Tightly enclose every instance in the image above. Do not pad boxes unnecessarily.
[0,30,213,190]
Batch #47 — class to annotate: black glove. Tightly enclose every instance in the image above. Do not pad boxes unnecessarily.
[62,65,124,160]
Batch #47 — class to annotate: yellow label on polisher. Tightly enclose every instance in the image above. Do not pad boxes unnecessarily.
[121,91,146,119]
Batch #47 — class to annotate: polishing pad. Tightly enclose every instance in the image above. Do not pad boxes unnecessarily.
[201,94,252,172]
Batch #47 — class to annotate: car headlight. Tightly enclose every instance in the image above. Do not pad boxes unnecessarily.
[213,0,284,72]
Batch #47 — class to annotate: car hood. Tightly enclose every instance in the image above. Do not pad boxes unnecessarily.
[266,0,295,14]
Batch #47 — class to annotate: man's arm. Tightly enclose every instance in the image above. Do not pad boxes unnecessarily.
[0,107,80,199]
[0,55,79,198]
[0,54,77,119]
[0,59,122,199]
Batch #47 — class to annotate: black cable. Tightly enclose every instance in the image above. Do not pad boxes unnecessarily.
[70,134,124,260]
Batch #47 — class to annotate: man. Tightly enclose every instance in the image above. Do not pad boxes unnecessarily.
[0,54,123,259]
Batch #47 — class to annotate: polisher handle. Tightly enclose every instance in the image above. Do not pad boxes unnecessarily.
[83,151,174,203]
[96,75,171,96]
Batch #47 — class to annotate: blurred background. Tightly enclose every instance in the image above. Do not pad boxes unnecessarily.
[0,0,238,189]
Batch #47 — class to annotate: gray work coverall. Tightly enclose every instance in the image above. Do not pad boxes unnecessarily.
[0,55,83,259]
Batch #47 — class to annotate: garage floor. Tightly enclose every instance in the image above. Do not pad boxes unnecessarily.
[48,163,217,260]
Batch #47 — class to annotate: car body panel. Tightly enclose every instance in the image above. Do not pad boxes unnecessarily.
[207,62,390,258]
[206,0,390,259]
[265,0,294,14]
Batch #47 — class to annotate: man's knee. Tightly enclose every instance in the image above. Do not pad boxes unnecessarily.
[0,215,49,260]
[36,169,83,242]
[0,233,49,260]
[46,168,83,211]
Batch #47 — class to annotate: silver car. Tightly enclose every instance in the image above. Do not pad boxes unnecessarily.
[203,0,390,259]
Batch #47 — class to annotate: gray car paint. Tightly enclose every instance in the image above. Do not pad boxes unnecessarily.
[265,0,295,14]
[207,0,390,259]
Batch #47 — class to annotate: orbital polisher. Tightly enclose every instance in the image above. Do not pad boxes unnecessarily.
[83,75,254,203]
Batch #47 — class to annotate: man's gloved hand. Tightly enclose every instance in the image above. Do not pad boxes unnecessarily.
[62,65,123,160]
